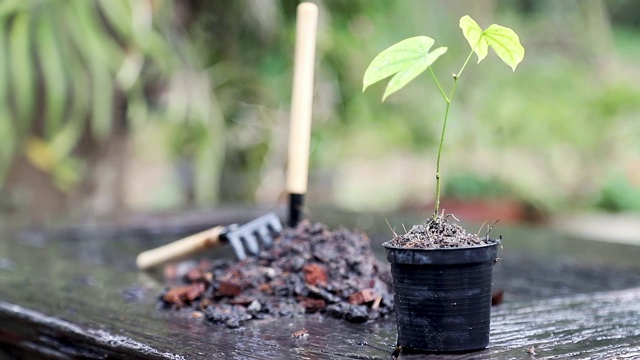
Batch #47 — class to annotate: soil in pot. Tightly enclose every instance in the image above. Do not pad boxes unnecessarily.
[386,216,496,249]
[159,220,394,328]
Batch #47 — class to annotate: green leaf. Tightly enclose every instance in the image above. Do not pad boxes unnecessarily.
[97,0,133,40]
[70,0,118,139]
[90,64,114,140]
[56,6,91,150]
[0,0,25,18]
[459,15,525,71]
[0,16,8,101]
[9,12,34,137]
[71,0,123,72]
[53,156,83,191]
[36,14,68,140]
[363,36,447,101]
[459,15,488,63]
[0,18,10,184]
[0,108,15,185]
[482,24,525,71]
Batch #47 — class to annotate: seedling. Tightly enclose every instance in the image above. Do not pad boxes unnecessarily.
[363,15,525,222]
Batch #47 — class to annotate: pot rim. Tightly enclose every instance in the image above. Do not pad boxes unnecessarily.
[382,238,500,252]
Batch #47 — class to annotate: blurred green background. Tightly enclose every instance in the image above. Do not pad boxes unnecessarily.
[1,0,640,224]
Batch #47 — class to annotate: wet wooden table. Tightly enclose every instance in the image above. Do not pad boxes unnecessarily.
[1,208,640,359]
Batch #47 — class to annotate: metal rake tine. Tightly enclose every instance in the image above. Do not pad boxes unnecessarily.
[241,233,261,256]
[221,224,247,260]
[221,212,283,260]
[256,226,273,249]
[259,213,283,249]
[267,213,283,234]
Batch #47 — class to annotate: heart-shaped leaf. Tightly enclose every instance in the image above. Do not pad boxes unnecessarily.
[482,24,525,71]
[459,15,525,71]
[459,15,488,63]
[363,36,447,101]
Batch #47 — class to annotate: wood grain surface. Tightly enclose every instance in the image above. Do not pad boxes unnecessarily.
[1,210,639,359]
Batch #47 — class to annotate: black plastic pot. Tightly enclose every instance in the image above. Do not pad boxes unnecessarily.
[384,240,500,353]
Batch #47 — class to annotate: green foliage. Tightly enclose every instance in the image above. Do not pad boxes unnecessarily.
[363,16,524,101]
[362,36,447,101]
[363,15,524,219]
[459,15,525,70]
[0,0,222,197]
[208,1,640,213]
[596,175,640,212]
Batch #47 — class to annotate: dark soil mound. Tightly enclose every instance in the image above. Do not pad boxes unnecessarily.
[160,220,394,328]
[386,216,497,249]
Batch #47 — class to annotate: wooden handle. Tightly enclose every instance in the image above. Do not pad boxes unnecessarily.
[135,226,224,270]
[286,2,318,195]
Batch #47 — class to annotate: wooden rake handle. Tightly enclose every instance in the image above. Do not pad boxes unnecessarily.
[135,226,224,270]
[287,2,318,227]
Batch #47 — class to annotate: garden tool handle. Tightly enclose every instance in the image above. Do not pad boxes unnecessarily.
[136,226,224,270]
[287,2,318,227]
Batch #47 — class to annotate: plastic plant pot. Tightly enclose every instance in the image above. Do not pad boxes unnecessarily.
[383,240,500,353]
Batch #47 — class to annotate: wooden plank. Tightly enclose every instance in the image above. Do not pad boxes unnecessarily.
[1,210,640,359]
[2,288,640,359]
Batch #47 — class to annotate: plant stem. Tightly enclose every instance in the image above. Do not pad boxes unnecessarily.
[429,67,449,103]
[456,48,476,80]
[432,82,456,220]
[432,49,475,221]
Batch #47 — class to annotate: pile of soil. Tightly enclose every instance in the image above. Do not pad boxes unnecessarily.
[160,220,394,328]
[386,216,497,249]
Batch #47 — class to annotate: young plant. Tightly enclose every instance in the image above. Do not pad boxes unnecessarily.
[363,15,525,222]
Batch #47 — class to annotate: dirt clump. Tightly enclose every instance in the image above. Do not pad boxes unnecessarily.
[160,220,393,328]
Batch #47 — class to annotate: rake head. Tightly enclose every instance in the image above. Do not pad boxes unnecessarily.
[221,212,283,260]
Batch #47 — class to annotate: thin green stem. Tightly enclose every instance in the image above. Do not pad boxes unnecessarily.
[433,80,457,220]
[429,67,449,103]
[432,48,475,221]
[456,48,476,79]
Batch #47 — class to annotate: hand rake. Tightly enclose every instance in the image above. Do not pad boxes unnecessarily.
[136,212,282,270]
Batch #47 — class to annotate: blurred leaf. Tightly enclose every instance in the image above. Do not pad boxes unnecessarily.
[0,17,7,101]
[25,137,55,172]
[0,109,14,185]
[50,114,85,162]
[0,0,26,17]
[56,5,91,135]
[596,175,640,212]
[70,0,120,139]
[36,13,67,139]
[102,0,167,82]
[53,157,83,191]
[130,0,154,43]
[70,0,123,71]
[9,12,34,137]
[115,49,144,91]
[97,0,133,39]
[90,65,114,140]
[0,16,14,185]
[363,36,447,101]
[25,134,82,191]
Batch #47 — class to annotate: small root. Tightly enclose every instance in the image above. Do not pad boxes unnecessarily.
[446,213,460,222]
[477,221,487,236]
[485,220,499,238]
[385,218,398,238]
